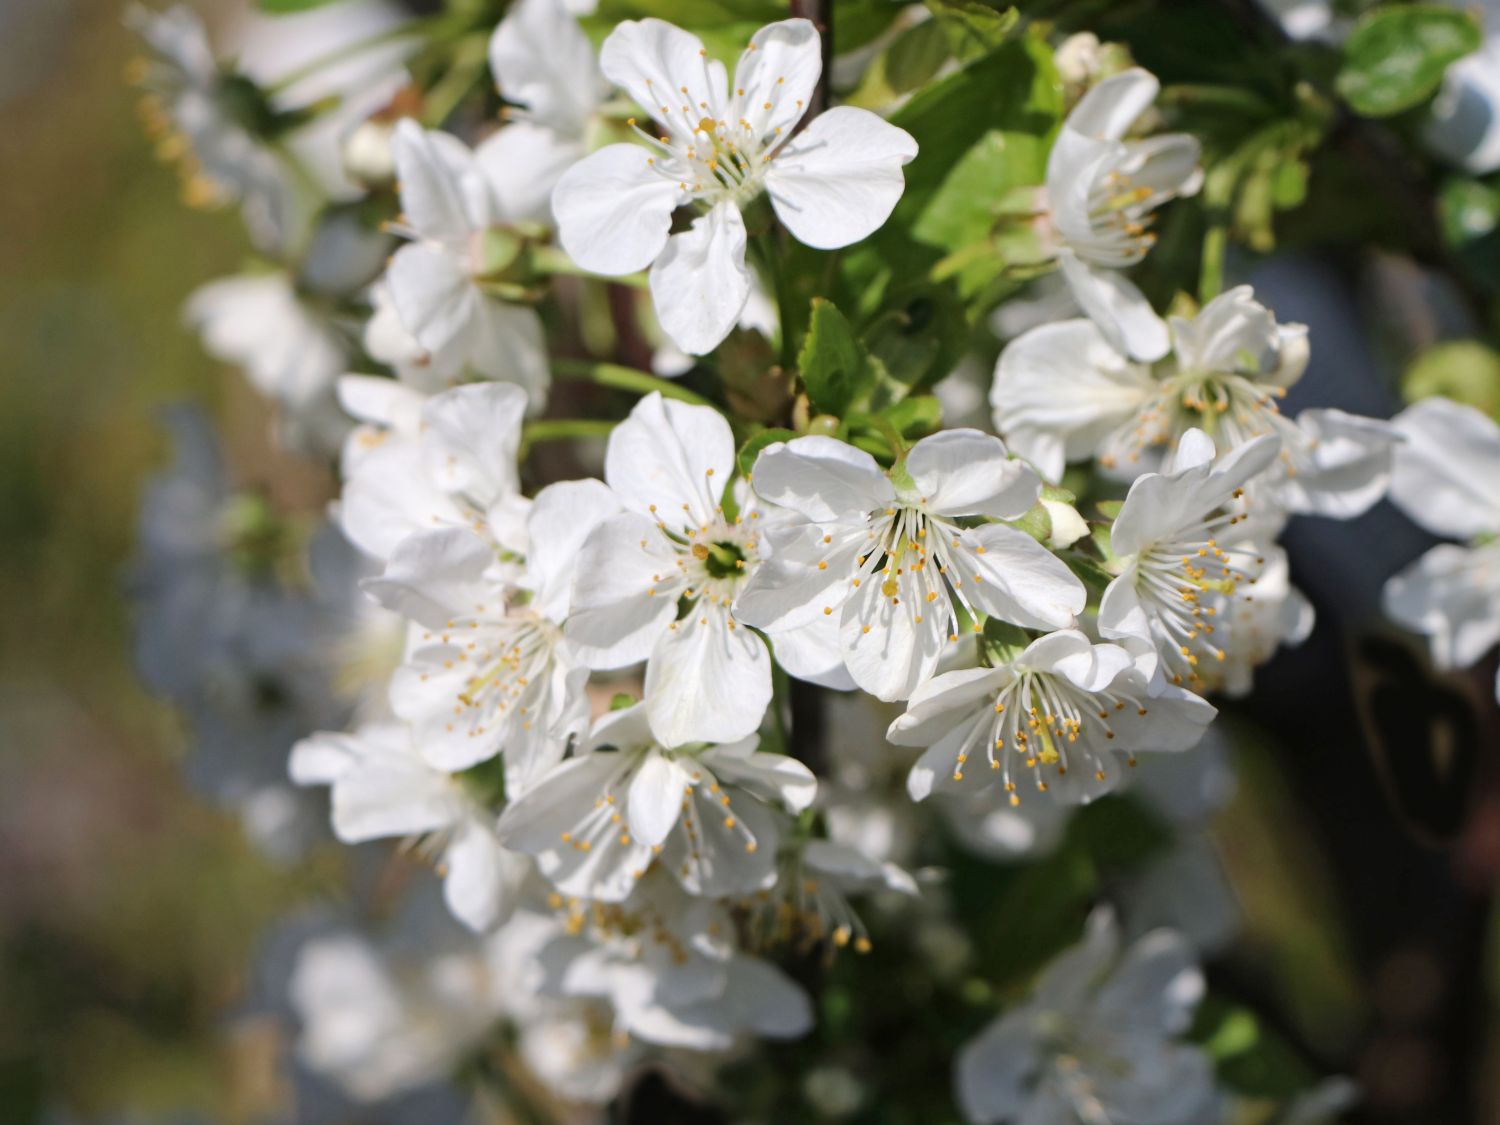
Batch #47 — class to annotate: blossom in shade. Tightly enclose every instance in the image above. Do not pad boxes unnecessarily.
[955,909,1214,1124]
[889,629,1215,808]
[289,721,528,932]
[363,477,619,790]
[1097,429,1284,692]
[1382,396,1500,702]
[992,286,1394,521]
[496,702,815,902]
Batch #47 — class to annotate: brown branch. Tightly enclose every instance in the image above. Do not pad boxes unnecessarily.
[789,0,832,120]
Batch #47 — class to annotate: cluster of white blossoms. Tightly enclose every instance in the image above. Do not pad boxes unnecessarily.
[128,1,1443,1121]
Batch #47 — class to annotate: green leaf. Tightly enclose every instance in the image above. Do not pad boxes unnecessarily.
[1403,341,1500,420]
[849,18,951,109]
[888,31,1062,227]
[257,0,341,10]
[926,0,1019,63]
[798,299,870,416]
[1005,503,1052,543]
[979,618,1031,663]
[1191,996,1317,1098]
[738,428,797,479]
[880,395,943,438]
[1336,5,1481,117]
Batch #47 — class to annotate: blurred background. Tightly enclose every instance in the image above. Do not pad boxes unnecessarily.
[3,0,1500,1123]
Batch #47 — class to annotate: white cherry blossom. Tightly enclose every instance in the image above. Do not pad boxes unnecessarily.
[127,3,299,250]
[552,18,917,354]
[890,630,1215,809]
[339,380,530,563]
[993,285,1395,518]
[522,872,814,1050]
[496,702,815,902]
[288,922,506,1103]
[955,909,1213,1125]
[1383,397,1500,702]
[485,0,611,224]
[1098,429,1283,692]
[735,430,1086,701]
[384,120,549,400]
[362,479,619,788]
[289,721,529,932]
[567,392,838,747]
[1041,68,1201,361]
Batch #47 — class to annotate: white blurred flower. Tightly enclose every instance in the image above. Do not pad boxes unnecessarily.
[552,18,917,354]
[1383,397,1500,702]
[290,721,529,932]
[955,909,1213,1125]
[497,702,815,901]
[523,873,814,1049]
[486,0,612,223]
[127,3,300,249]
[289,928,504,1101]
[339,381,530,563]
[993,286,1395,519]
[1039,68,1201,361]
[383,121,550,401]
[736,431,1085,701]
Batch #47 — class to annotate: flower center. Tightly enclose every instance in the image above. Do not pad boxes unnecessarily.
[1135,509,1265,691]
[626,64,803,206]
[444,609,558,734]
[946,671,1141,804]
[851,504,987,641]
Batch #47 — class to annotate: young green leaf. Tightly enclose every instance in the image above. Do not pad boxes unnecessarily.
[798,298,870,417]
[1337,5,1481,117]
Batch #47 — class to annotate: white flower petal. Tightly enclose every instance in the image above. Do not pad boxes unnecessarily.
[955,1010,1043,1125]
[1390,396,1500,538]
[765,612,855,689]
[649,202,753,356]
[605,391,735,523]
[750,435,893,521]
[644,608,772,746]
[599,18,724,131]
[905,429,1040,519]
[474,123,584,228]
[1385,543,1500,669]
[488,0,604,138]
[766,106,917,249]
[991,318,1155,481]
[566,512,681,668]
[391,119,484,245]
[626,749,690,846]
[1275,408,1395,518]
[442,817,523,932]
[526,479,624,622]
[464,299,551,405]
[699,738,816,812]
[839,565,948,700]
[732,18,821,138]
[420,382,527,511]
[385,241,481,362]
[552,143,684,275]
[1064,67,1159,141]
[961,523,1086,630]
[1056,249,1170,362]
[361,527,495,627]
